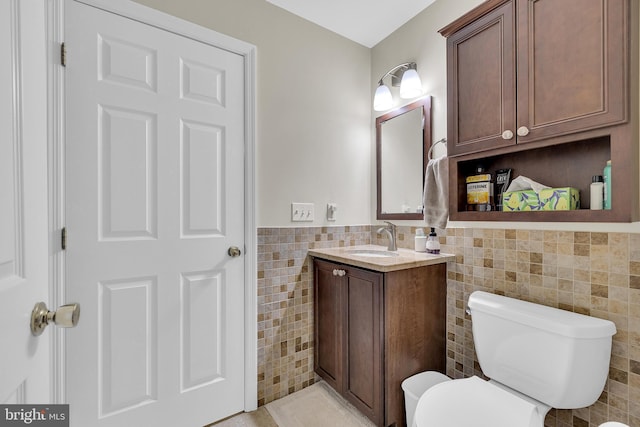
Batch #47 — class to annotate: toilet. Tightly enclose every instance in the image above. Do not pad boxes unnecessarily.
[409,291,616,427]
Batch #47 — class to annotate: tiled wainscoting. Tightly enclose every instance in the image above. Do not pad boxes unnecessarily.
[257,226,371,406]
[258,226,640,427]
[440,229,640,427]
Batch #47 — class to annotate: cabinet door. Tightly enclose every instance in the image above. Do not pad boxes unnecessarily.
[516,0,628,143]
[314,260,343,392]
[343,267,384,426]
[447,0,516,156]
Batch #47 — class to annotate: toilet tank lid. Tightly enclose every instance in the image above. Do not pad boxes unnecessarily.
[468,291,616,339]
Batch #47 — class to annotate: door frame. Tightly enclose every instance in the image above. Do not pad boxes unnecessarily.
[45,0,258,411]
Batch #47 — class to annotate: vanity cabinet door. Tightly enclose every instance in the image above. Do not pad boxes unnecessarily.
[313,259,384,426]
[314,259,344,392]
[343,267,384,427]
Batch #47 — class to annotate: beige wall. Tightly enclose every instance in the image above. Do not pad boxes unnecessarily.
[134,0,372,227]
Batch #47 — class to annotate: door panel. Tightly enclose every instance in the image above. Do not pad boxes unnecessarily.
[180,270,224,391]
[65,1,245,425]
[99,106,157,240]
[0,0,48,404]
[99,276,157,417]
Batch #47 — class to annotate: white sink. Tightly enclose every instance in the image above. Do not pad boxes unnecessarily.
[347,249,400,258]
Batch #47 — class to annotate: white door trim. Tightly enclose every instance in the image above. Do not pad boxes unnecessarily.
[46,0,258,411]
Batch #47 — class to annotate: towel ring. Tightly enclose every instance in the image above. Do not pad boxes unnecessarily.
[427,138,447,160]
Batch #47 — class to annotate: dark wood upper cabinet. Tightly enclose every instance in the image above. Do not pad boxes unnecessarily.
[439,0,638,222]
[443,0,628,156]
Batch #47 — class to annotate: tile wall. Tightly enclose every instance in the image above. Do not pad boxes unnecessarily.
[256,226,371,406]
[439,228,640,427]
[258,225,640,427]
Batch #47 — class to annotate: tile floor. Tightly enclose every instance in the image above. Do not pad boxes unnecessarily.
[211,381,374,427]
[210,407,277,427]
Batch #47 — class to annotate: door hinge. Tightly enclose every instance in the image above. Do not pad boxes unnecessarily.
[61,42,66,67]
[61,227,67,250]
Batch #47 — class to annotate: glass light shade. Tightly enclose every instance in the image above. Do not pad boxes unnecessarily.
[373,84,393,111]
[399,68,423,99]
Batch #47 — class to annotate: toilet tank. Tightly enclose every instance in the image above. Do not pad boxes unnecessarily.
[468,291,616,409]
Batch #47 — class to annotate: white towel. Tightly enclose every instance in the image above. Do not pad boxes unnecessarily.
[423,156,449,229]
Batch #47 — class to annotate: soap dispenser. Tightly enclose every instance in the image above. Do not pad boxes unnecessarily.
[426,228,440,254]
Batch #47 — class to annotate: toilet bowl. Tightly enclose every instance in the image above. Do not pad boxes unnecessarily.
[413,375,548,427]
[408,291,616,427]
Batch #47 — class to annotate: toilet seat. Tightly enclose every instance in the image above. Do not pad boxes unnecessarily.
[414,376,544,427]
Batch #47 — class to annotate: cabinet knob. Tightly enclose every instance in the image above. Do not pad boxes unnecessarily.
[333,269,338,276]
[501,130,514,140]
[517,126,530,137]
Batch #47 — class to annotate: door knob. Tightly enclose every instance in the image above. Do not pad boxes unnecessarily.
[228,246,242,257]
[517,126,530,137]
[30,302,80,336]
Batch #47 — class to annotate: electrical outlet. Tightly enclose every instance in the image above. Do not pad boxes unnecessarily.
[291,202,314,222]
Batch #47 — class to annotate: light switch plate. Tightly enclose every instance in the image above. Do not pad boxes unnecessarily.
[327,203,337,221]
[291,202,314,222]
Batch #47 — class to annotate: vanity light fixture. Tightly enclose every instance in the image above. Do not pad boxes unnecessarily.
[373,62,423,111]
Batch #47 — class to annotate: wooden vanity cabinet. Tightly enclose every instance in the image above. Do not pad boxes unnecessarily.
[439,0,638,222]
[313,258,446,427]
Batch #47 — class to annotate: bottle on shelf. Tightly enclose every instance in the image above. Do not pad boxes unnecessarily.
[466,166,493,211]
[603,160,611,210]
[590,175,604,210]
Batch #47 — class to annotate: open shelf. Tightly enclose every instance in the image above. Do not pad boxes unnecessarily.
[448,130,638,222]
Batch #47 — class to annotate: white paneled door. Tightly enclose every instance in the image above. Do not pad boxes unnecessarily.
[0,0,49,405]
[65,1,246,425]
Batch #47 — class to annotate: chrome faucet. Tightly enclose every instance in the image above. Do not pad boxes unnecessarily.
[377,221,397,251]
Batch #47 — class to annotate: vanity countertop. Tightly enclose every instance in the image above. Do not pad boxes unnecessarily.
[308,245,454,273]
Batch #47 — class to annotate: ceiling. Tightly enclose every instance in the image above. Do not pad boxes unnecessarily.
[264,0,437,48]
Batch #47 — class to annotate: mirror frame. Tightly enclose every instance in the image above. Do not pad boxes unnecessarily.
[376,96,432,220]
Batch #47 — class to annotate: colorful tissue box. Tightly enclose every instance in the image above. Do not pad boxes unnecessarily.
[502,187,580,212]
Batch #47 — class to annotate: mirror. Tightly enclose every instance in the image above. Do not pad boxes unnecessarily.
[376,96,432,220]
